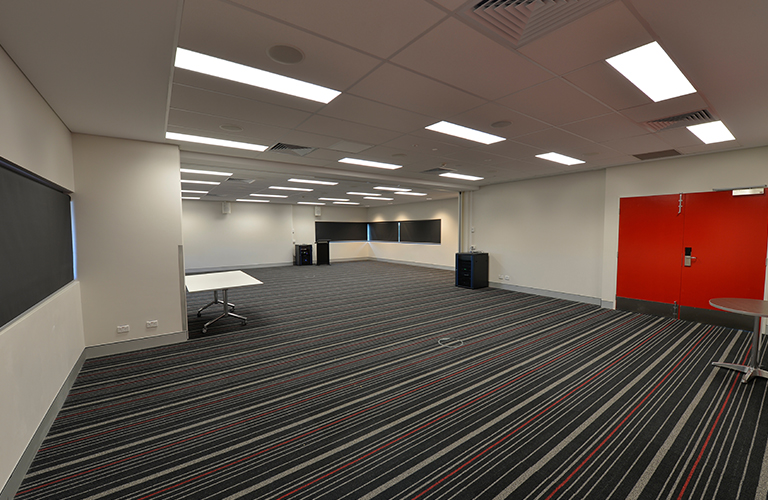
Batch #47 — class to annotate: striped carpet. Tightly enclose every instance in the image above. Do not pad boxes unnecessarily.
[15,261,768,499]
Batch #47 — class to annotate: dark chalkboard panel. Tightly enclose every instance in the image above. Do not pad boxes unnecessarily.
[400,219,441,243]
[0,156,74,327]
[315,221,368,241]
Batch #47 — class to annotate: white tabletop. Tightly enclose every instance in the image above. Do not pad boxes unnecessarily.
[185,270,262,293]
[709,298,768,317]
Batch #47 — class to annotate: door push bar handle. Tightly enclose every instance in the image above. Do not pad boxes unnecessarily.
[684,246,697,267]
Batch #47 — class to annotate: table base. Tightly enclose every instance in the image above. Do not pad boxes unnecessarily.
[712,361,768,384]
[197,289,247,333]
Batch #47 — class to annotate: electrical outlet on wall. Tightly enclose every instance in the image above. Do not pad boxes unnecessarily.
[146,320,158,329]
[117,325,130,333]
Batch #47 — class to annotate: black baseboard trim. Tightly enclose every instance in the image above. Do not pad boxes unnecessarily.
[0,350,86,500]
[616,297,676,318]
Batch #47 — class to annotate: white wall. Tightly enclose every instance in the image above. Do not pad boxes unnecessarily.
[0,46,85,491]
[601,146,768,306]
[182,201,370,271]
[471,170,606,301]
[368,197,459,269]
[73,134,184,347]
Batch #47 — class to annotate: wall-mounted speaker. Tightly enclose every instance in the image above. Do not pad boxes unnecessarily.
[315,206,322,217]
[222,201,231,214]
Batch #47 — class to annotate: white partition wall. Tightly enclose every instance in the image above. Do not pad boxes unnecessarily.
[0,46,85,492]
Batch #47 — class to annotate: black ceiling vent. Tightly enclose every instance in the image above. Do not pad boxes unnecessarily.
[633,149,682,161]
[421,166,457,174]
[642,109,714,132]
[268,143,317,157]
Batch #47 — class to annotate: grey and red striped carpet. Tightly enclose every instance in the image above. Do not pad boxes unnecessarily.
[16,261,768,499]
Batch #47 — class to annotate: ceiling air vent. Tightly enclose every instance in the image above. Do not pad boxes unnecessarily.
[633,149,682,161]
[642,109,714,132]
[421,166,457,174]
[268,143,317,157]
[462,0,615,48]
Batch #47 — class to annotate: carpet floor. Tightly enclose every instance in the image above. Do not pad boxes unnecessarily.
[15,261,768,499]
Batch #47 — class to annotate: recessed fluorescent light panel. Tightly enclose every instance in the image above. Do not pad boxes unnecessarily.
[364,197,393,201]
[288,178,338,185]
[319,198,349,202]
[181,189,208,194]
[536,152,585,166]
[174,48,340,104]
[439,172,484,181]
[334,201,359,205]
[338,158,402,170]
[167,132,267,152]
[181,196,200,200]
[347,192,380,196]
[236,198,269,203]
[180,168,232,176]
[374,186,411,191]
[686,121,735,144]
[269,186,313,192]
[298,202,325,205]
[606,41,696,102]
[396,191,427,196]
[250,194,288,199]
[425,121,505,145]
[181,179,220,185]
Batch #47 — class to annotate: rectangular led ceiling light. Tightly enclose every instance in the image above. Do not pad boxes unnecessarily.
[251,193,287,198]
[236,198,269,203]
[180,168,232,176]
[439,172,484,181]
[606,41,696,102]
[181,189,208,194]
[319,197,349,201]
[181,196,200,200]
[334,201,359,205]
[396,191,427,196]
[269,186,313,192]
[339,158,402,170]
[174,48,341,104]
[686,121,735,144]
[167,132,268,152]
[425,121,505,145]
[181,179,220,185]
[374,186,411,191]
[288,178,338,185]
[365,197,393,201]
[298,202,325,205]
[347,192,380,196]
[536,152,585,166]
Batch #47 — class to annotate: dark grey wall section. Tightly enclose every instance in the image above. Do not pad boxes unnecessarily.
[0,156,74,327]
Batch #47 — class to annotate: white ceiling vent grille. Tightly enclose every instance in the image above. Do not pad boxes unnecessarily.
[268,143,318,157]
[642,109,714,132]
[463,0,615,48]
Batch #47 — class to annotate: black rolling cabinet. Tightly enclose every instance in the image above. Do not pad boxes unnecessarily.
[294,244,312,266]
[456,252,489,289]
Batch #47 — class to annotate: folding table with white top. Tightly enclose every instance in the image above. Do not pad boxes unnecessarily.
[185,270,263,333]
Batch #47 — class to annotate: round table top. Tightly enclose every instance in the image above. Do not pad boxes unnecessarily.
[709,297,768,317]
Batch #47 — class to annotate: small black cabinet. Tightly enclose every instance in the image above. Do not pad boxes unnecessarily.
[456,252,488,289]
[316,241,330,265]
[295,244,312,266]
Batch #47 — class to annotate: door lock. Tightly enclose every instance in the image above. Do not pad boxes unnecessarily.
[684,247,697,267]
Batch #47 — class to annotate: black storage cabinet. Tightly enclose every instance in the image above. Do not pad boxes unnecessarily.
[295,244,312,266]
[455,252,489,289]
[316,241,330,265]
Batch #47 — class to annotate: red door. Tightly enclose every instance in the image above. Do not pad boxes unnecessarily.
[616,191,768,327]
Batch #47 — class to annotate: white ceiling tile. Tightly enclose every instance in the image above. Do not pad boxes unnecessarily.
[167,109,287,146]
[392,17,552,100]
[562,113,650,143]
[178,0,380,91]
[318,94,431,133]
[599,133,673,156]
[348,63,485,118]
[296,115,403,145]
[513,128,619,161]
[229,0,447,59]
[564,61,650,111]
[518,1,652,75]
[170,84,312,129]
[497,79,612,126]
[620,93,710,123]
[447,102,550,139]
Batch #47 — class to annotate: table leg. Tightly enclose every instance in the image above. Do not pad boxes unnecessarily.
[197,290,236,317]
[202,288,247,333]
[712,316,768,383]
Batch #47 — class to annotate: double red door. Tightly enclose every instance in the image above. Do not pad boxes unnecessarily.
[616,190,768,328]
